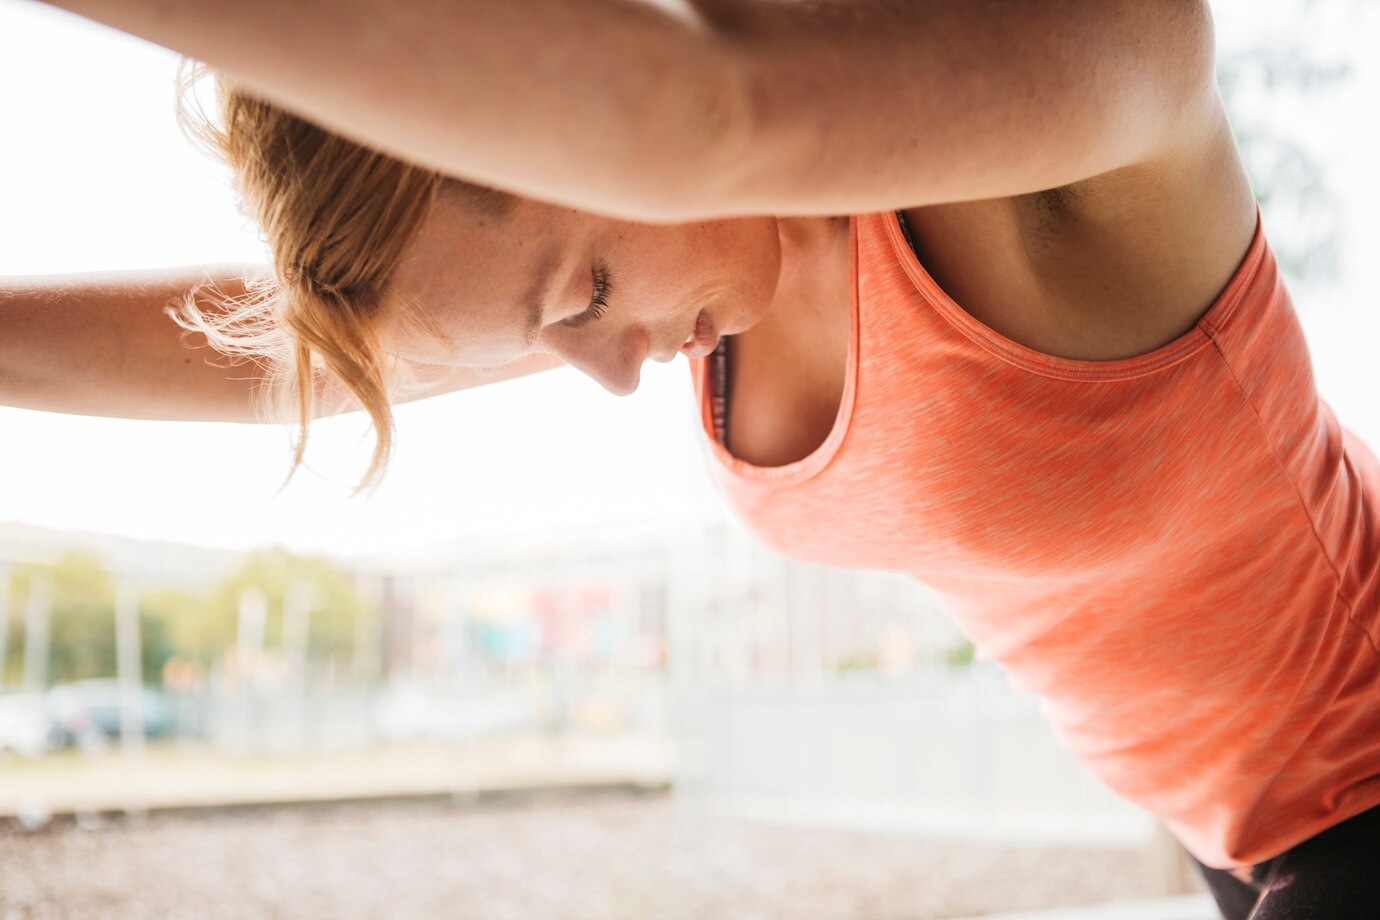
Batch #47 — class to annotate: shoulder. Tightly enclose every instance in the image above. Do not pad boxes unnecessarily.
[1045,79,1261,354]
[902,81,1260,363]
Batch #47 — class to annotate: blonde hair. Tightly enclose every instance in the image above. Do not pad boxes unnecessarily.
[174,63,505,490]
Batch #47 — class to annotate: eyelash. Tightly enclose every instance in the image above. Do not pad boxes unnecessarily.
[566,266,613,327]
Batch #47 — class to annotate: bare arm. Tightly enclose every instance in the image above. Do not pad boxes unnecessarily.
[0,268,562,422]
[0,267,268,422]
[45,0,1215,221]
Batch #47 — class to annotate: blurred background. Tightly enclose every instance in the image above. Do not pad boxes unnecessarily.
[1,1,1377,917]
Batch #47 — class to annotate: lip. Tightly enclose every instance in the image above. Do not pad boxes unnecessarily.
[679,310,720,359]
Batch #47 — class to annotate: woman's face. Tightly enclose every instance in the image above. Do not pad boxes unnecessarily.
[390,191,783,395]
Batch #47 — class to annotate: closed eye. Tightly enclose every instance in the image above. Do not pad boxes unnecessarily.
[563,264,613,328]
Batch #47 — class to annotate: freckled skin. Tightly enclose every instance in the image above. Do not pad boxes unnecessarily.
[390,193,787,396]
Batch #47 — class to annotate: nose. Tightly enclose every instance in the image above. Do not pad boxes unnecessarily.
[558,328,649,396]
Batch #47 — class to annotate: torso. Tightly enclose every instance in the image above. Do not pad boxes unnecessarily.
[724,87,1259,469]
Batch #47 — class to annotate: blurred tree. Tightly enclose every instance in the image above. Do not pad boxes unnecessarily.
[945,639,977,668]
[1217,4,1353,284]
[3,550,375,686]
[2,552,172,685]
[139,587,206,676]
[202,548,375,674]
[835,653,879,673]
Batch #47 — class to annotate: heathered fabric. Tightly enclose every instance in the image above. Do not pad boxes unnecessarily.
[690,210,1380,869]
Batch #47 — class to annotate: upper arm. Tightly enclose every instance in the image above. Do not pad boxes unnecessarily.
[700,0,1217,216]
[45,0,1213,224]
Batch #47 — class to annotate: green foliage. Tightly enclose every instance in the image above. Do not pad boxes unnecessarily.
[139,588,203,677]
[203,547,375,669]
[4,552,115,684]
[1,548,373,688]
[945,640,976,668]
[1,553,180,685]
[834,653,878,673]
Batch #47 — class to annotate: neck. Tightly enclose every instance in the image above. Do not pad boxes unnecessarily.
[769,215,850,322]
[732,215,850,357]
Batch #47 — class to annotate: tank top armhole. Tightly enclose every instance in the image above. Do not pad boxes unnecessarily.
[884,206,1270,383]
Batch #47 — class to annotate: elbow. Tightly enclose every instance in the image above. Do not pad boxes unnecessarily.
[1074,0,1220,173]
[1127,0,1220,145]
[1158,0,1218,106]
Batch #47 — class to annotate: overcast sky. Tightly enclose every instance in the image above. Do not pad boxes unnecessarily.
[1,0,1378,557]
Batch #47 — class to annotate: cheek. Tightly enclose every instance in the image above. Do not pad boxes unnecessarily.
[720,224,783,321]
[733,267,782,333]
[698,217,777,274]
[619,220,779,321]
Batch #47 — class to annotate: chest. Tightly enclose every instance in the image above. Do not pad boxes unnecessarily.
[704,208,1295,581]
[724,185,1256,470]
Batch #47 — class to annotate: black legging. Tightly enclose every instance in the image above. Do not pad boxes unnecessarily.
[1190,803,1380,919]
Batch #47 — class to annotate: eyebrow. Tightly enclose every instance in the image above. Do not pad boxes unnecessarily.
[518,243,565,349]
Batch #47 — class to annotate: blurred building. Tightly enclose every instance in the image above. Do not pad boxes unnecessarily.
[1,515,1149,847]
[0,520,242,589]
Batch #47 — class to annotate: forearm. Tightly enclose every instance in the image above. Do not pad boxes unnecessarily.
[44,0,1213,220]
[0,266,272,423]
[0,266,568,423]
[45,0,746,222]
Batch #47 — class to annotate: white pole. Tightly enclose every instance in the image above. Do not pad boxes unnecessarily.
[114,579,147,815]
[236,587,268,675]
[351,572,381,682]
[233,587,268,753]
[0,564,11,692]
[282,583,311,684]
[280,581,312,751]
[115,581,146,760]
[22,575,51,694]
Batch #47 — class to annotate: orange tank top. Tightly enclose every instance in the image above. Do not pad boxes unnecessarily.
[691,210,1380,869]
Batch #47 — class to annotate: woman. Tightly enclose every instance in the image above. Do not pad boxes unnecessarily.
[7,1,1380,916]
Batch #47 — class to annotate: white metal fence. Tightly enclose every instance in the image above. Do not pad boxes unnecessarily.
[674,669,1152,848]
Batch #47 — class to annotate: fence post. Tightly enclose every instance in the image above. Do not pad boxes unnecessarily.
[22,575,51,694]
[115,580,147,814]
[280,581,312,751]
[0,564,10,691]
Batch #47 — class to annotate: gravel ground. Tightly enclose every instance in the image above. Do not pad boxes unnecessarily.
[0,790,1181,920]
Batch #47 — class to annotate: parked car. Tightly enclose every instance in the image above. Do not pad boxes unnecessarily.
[0,693,52,758]
[47,680,177,746]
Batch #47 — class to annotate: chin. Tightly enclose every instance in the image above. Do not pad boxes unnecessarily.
[726,292,776,337]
